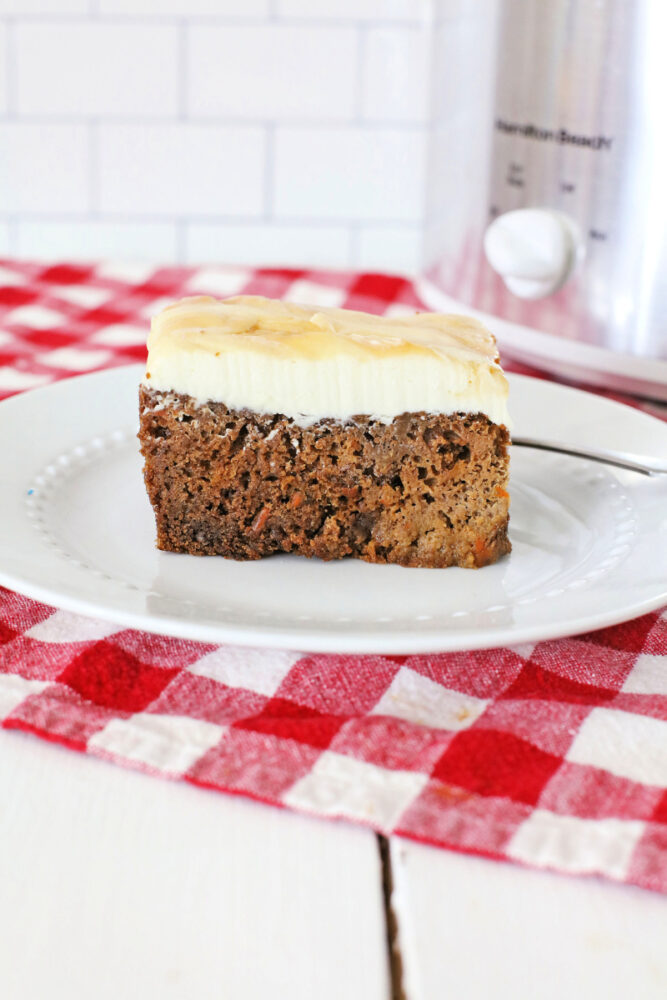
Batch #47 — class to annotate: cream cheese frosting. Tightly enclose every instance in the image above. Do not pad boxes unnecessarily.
[143,295,511,426]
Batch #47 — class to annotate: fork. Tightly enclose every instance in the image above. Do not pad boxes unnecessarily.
[512,437,667,476]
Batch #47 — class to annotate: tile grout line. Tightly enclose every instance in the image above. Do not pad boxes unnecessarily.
[378,834,408,1000]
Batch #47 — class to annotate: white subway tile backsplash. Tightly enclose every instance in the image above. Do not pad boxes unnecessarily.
[16,221,178,262]
[99,0,270,14]
[188,25,357,121]
[16,25,178,118]
[0,3,463,273]
[0,0,88,11]
[274,127,426,222]
[432,19,477,118]
[276,0,432,21]
[356,224,423,273]
[98,125,265,216]
[186,222,351,268]
[362,27,432,123]
[432,0,496,26]
[0,25,7,115]
[0,124,89,213]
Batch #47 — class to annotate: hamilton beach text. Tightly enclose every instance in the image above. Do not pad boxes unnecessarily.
[495,119,613,152]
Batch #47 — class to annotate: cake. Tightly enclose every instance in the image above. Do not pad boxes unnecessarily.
[138,295,511,568]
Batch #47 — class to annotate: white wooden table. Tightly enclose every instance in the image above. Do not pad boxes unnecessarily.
[2,728,666,999]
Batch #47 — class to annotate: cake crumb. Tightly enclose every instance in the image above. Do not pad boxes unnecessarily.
[138,387,511,568]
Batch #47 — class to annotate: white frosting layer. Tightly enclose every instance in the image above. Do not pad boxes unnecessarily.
[143,295,510,426]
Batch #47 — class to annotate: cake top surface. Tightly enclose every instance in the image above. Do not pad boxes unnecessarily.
[149,294,502,367]
[144,294,510,427]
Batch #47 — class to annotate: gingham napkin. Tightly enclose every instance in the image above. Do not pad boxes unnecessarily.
[1,259,666,895]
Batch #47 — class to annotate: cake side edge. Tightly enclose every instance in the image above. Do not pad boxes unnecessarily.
[138,386,511,569]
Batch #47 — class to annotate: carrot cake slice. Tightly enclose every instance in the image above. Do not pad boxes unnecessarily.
[138,295,511,568]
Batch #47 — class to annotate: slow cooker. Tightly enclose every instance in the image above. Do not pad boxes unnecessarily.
[421,0,667,400]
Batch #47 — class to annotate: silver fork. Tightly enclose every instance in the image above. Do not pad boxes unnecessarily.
[512,437,667,476]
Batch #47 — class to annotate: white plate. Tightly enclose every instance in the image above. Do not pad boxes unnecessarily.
[0,365,666,653]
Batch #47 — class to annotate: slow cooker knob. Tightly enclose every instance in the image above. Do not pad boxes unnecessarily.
[483,208,581,299]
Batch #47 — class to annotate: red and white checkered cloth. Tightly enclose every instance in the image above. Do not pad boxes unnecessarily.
[1,258,666,894]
